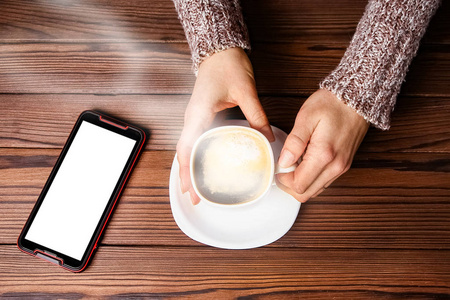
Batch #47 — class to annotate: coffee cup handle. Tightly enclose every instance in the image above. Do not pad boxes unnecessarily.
[275,163,298,175]
[272,163,298,186]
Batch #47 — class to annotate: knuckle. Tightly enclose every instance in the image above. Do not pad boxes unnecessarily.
[320,146,336,164]
[240,85,258,100]
[342,163,351,174]
[249,108,268,128]
[296,195,310,203]
[293,181,307,195]
[333,157,350,175]
[286,134,308,152]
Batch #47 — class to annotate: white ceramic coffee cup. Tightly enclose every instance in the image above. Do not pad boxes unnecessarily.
[190,125,297,207]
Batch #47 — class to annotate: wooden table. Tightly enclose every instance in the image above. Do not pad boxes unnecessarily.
[1,0,449,298]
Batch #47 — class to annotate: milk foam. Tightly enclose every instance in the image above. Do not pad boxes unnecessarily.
[193,128,272,204]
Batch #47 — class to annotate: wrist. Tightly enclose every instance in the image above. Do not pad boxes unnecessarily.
[198,47,249,72]
[318,89,369,128]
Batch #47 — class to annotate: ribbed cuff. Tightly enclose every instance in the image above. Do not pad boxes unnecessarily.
[173,0,251,75]
[320,0,440,130]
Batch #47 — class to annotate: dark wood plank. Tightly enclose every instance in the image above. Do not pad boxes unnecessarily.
[0,0,185,41]
[1,245,449,298]
[250,43,450,97]
[0,42,193,94]
[1,94,449,153]
[360,95,450,153]
[0,0,448,297]
[2,149,448,249]
[1,0,448,45]
[0,42,448,96]
[0,94,187,150]
[242,0,450,45]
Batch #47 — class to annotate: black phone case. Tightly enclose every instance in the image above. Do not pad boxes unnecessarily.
[17,110,146,272]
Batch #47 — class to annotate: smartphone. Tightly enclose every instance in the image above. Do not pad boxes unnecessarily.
[17,110,146,272]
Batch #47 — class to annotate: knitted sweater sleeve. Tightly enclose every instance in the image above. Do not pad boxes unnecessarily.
[320,0,440,130]
[172,0,251,75]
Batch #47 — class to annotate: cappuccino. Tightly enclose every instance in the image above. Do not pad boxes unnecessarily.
[192,127,272,205]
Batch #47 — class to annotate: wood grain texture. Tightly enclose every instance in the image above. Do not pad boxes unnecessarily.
[250,43,450,97]
[0,42,448,96]
[0,94,187,150]
[1,94,449,152]
[0,0,449,297]
[0,0,185,41]
[1,245,449,298]
[1,0,448,44]
[0,42,193,94]
[242,0,450,45]
[2,149,448,249]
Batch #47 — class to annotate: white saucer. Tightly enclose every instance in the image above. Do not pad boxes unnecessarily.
[169,120,301,249]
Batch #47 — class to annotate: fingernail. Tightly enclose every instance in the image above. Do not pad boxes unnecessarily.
[189,191,199,206]
[278,149,295,168]
[189,192,194,205]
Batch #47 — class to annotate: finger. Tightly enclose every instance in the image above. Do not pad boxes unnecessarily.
[289,141,336,191]
[276,162,334,203]
[310,159,350,198]
[300,167,339,201]
[276,153,330,201]
[278,115,312,168]
[177,103,215,195]
[239,95,275,142]
[310,187,326,199]
[177,158,191,194]
[300,155,350,200]
[310,174,337,199]
[310,178,334,199]
[189,187,201,205]
[275,177,309,203]
[177,129,198,194]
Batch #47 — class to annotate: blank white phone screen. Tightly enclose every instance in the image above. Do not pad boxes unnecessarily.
[25,121,136,260]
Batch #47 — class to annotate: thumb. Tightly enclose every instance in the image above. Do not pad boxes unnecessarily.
[177,102,215,195]
[278,115,312,168]
[239,95,275,142]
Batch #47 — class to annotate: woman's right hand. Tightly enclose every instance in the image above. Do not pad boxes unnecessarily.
[176,47,274,205]
[276,89,369,203]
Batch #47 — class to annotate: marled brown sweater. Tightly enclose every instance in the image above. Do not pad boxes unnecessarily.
[173,0,440,130]
[172,0,250,74]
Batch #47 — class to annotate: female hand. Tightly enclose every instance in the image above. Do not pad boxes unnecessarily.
[177,47,275,205]
[276,89,369,203]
